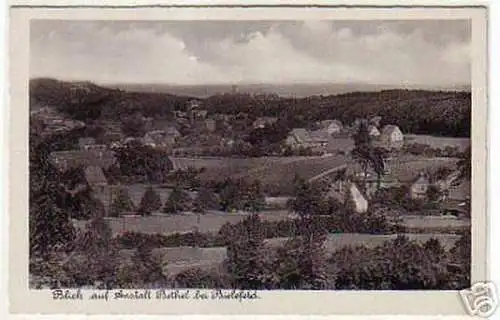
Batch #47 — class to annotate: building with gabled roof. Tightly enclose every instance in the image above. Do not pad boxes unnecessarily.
[253,116,278,129]
[368,125,380,137]
[319,119,343,134]
[409,172,431,200]
[84,165,108,188]
[285,128,329,149]
[327,179,368,213]
[378,125,404,149]
[49,150,117,172]
[78,137,96,150]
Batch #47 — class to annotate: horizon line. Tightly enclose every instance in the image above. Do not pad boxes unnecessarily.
[29,76,471,90]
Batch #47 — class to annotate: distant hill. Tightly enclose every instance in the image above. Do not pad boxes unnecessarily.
[30,78,195,121]
[106,82,471,99]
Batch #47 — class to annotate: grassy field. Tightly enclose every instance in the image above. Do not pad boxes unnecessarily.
[74,210,470,238]
[405,134,470,151]
[401,215,471,229]
[233,155,349,195]
[192,155,347,184]
[385,155,459,183]
[74,211,294,237]
[172,154,457,194]
[119,232,463,276]
[266,233,462,252]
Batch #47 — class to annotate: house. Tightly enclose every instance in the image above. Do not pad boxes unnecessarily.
[368,125,380,137]
[174,110,187,119]
[319,120,343,134]
[78,137,96,150]
[409,172,431,199]
[308,130,330,146]
[187,99,202,110]
[193,110,208,120]
[286,128,310,147]
[435,170,470,202]
[343,162,397,199]
[379,125,404,149]
[123,137,140,145]
[286,128,329,149]
[49,150,117,172]
[369,116,382,127]
[205,119,217,132]
[84,166,108,192]
[164,127,181,139]
[253,117,278,129]
[327,179,368,213]
[142,128,181,149]
[142,116,154,131]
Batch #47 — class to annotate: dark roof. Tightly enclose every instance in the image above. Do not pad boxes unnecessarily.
[84,166,108,186]
[49,150,117,171]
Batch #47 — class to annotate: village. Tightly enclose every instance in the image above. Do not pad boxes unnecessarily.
[31,95,471,241]
[29,81,472,290]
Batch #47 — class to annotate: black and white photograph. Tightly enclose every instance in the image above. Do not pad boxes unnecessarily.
[27,17,474,292]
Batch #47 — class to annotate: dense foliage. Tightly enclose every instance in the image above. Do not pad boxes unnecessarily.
[107,142,174,183]
[332,233,470,290]
[29,131,76,256]
[138,186,163,215]
[109,188,136,217]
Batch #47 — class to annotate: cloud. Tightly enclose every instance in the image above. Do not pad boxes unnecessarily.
[30,20,471,87]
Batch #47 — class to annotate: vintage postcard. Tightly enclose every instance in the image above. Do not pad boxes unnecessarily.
[7,2,492,317]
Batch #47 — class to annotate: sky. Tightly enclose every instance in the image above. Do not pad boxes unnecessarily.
[30,20,471,87]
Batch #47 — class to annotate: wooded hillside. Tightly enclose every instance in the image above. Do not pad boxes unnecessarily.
[30,78,471,137]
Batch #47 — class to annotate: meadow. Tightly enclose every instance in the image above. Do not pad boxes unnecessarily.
[73,210,470,238]
[118,232,464,276]
[404,134,470,151]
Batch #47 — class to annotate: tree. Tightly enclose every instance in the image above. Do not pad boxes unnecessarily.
[109,188,136,217]
[242,180,266,212]
[163,186,192,214]
[287,174,325,217]
[121,112,146,137]
[117,241,167,288]
[138,186,162,215]
[426,185,442,202]
[29,136,75,257]
[371,147,388,190]
[351,120,373,183]
[456,147,471,182]
[193,187,220,213]
[64,214,121,289]
[66,187,106,220]
[113,144,173,183]
[225,214,275,289]
[351,120,387,189]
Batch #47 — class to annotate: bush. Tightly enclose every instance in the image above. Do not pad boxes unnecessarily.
[109,188,136,217]
[172,267,231,289]
[138,186,163,215]
[162,186,192,214]
[116,244,167,289]
[332,235,465,290]
[224,214,277,289]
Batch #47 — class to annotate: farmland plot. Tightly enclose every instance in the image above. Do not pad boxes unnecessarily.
[405,134,470,151]
[235,155,349,194]
[401,215,471,229]
[125,233,463,276]
[73,210,293,237]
